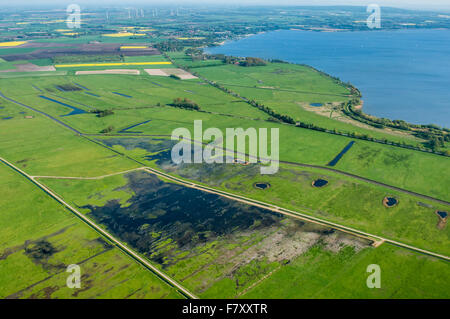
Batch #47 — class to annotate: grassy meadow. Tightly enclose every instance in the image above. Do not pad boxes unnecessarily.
[39,170,449,299]
[0,163,181,299]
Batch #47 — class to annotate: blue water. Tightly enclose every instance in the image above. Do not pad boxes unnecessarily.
[39,95,87,116]
[73,82,90,91]
[327,141,355,166]
[112,91,132,98]
[85,92,100,97]
[119,120,151,133]
[207,29,450,127]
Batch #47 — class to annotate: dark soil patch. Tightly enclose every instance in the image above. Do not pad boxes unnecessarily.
[54,84,82,92]
[23,240,65,272]
[81,171,283,267]
[24,240,57,261]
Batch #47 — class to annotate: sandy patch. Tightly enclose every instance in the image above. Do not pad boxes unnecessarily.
[144,69,169,76]
[297,101,419,140]
[145,68,198,80]
[75,69,140,75]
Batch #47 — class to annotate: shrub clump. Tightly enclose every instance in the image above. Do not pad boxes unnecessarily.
[171,97,200,110]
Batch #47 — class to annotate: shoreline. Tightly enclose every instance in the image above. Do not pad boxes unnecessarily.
[206,29,449,130]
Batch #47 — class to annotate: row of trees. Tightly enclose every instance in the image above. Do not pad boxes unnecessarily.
[206,77,450,157]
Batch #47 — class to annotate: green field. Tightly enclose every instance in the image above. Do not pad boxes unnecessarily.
[89,136,449,256]
[0,39,448,300]
[0,163,181,299]
[38,170,449,299]
[0,73,448,200]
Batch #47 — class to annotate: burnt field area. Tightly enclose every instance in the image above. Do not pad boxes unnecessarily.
[1,42,160,61]
[81,170,371,297]
[82,170,284,261]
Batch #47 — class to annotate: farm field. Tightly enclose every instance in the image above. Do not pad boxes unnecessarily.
[0,73,447,201]
[0,6,448,301]
[39,170,449,298]
[93,136,450,256]
[0,163,181,299]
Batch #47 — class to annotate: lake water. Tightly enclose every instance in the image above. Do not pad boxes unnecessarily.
[207,29,450,127]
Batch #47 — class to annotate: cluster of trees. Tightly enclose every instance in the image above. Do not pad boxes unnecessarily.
[155,41,184,52]
[91,109,114,117]
[189,53,267,67]
[171,97,200,110]
[100,125,114,133]
[248,99,295,124]
[238,57,267,67]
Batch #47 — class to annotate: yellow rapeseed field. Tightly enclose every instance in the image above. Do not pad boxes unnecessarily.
[0,41,27,47]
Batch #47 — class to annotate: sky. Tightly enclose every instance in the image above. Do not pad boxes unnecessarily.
[2,1,450,12]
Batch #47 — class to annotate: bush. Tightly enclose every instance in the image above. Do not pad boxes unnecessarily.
[171,97,200,110]
[100,126,114,133]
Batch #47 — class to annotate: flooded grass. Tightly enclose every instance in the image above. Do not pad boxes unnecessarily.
[54,84,82,92]
[80,170,371,297]
[38,95,87,116]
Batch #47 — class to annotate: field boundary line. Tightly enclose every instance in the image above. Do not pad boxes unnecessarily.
[0,156,198,300]
[32,167,147,180]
